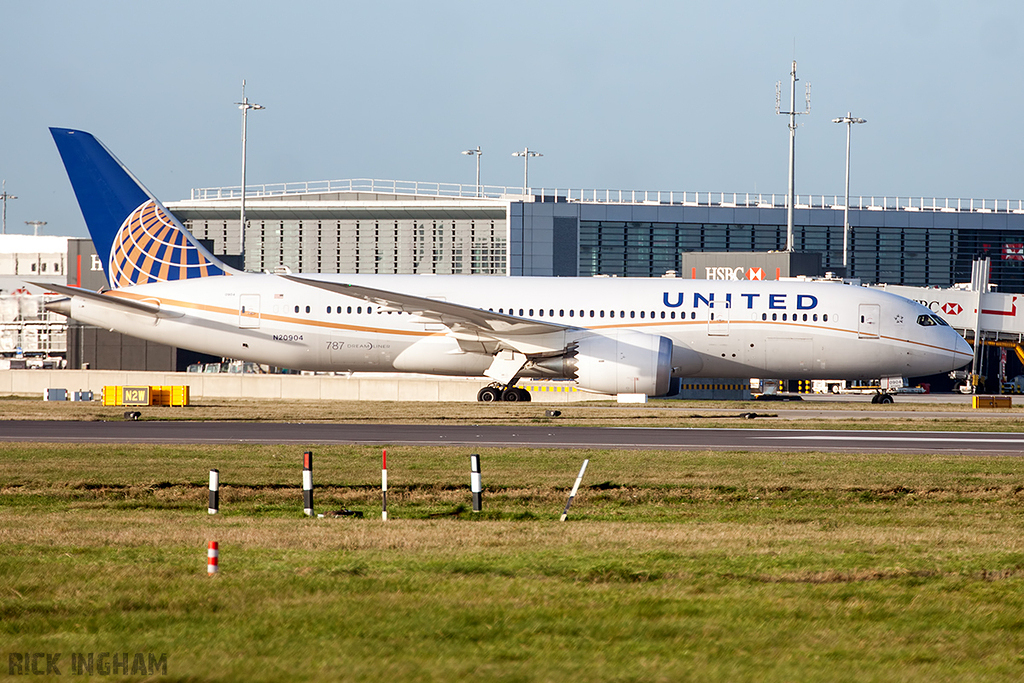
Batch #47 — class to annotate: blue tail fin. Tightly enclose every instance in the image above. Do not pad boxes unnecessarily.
[50,128,234,288]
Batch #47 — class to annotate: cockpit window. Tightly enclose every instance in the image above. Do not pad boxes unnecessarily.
[931,315,950,327]
[917,314,936,326]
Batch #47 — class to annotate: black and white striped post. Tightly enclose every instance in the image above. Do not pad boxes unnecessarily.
[381,449,388,521]
[470,454,483,512]
[302,451,314,517]
[208,469,219,515]
[560,459,589,521]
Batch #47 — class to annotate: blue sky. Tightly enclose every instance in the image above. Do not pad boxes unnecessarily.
[1,0,1022,237]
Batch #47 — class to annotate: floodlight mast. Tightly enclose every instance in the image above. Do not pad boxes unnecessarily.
[461,146,482,196]
[512,147,542,195]
[776,61,811,252]
[832,113,867,271]
[236,80,265,259]
[25,220,46,236]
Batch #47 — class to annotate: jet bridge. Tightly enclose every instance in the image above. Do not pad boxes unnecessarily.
[874,258,1024,392]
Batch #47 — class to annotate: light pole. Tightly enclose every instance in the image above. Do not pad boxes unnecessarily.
[1,180,16,235]
[461,146,482,196]
[25,220,46,236]
[235,80,264,261]
[512,147,542,195]
[776,61,811,252]
[832,112,867,271]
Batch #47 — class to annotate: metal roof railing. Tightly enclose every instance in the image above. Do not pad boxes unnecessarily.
[188,179,1024,215]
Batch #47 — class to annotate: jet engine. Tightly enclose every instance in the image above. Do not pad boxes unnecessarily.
[525,330,677,396]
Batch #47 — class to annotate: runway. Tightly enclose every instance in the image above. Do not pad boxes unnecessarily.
[1,420,1022,455]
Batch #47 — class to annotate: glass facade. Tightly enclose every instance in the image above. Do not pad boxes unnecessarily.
[580,220,1024,290]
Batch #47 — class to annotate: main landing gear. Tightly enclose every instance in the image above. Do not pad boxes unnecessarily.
[477,382,532,402]
[871,392,895,404]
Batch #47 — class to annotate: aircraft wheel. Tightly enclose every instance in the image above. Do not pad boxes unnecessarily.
[502,387,523,402]
[870,394,880,404]
[478,387,501,402]
[879,394,895,404]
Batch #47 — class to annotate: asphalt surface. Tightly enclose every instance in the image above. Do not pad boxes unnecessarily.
[2,420,1023,455]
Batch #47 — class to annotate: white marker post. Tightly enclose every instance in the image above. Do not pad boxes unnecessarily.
[381,450,389,521]
[560,459,589,522]
[302,451,314,516]
[470,454,482,512]
[208,469,219,515]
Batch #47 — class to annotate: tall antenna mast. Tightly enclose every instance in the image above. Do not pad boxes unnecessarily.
[0,180,16,235]
[776,60,811,252]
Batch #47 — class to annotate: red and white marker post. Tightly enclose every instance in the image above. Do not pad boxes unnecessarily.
[207,541,219,574]
[381,449,388,521]
[302,451,314,517]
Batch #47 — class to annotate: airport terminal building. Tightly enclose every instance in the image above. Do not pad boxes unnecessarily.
[167,181,1024,292]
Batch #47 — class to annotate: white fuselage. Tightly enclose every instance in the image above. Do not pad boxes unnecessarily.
[64,274,973,385]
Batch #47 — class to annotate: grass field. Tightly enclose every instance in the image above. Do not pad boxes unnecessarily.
[2,441,1024,681]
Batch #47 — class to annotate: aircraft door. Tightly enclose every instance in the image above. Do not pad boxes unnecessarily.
[707,300,730,336]
[239,294,260,329]
[858,304,880,339]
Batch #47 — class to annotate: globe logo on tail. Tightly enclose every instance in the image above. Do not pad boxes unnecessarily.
[109,200,226,288]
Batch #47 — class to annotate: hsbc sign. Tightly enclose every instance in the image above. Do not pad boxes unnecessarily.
[942,302,963,316]
[705,266,766,281]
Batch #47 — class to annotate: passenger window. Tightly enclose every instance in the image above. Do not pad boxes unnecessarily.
[347,306,352,314]
[670,311,676,319]
[823,314,829,322]
[590,310,595,318]
[306,306,311,313]
[660,311,666,319]
[529,309,534,316]
[813,313,817,321]
[357,306,362,314]
[294,305,299,313]
[559,309,564,316]
[327,306,332,313]
[519,309,524,316]
[762,313,767,321]
[772,313,777,321]
[802,313,807,321]
[640,311,645,318]
[569,310,574,317]
[599,310,605,318]
[630,311,636,319]
[549,309,554,317]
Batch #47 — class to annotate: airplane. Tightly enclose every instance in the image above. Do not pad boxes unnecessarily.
[43,127,973,402]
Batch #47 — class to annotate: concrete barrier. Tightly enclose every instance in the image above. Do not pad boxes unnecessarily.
[0,370,602,403]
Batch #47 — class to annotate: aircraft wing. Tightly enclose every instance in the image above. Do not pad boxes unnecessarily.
[281,275,571,338]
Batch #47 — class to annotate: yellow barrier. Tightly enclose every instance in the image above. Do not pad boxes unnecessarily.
[973,396,1012,409]
[102,385,189,407]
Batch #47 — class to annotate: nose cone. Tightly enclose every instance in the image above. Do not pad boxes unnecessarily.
[44,297,71,317]
[951,331,974,369]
